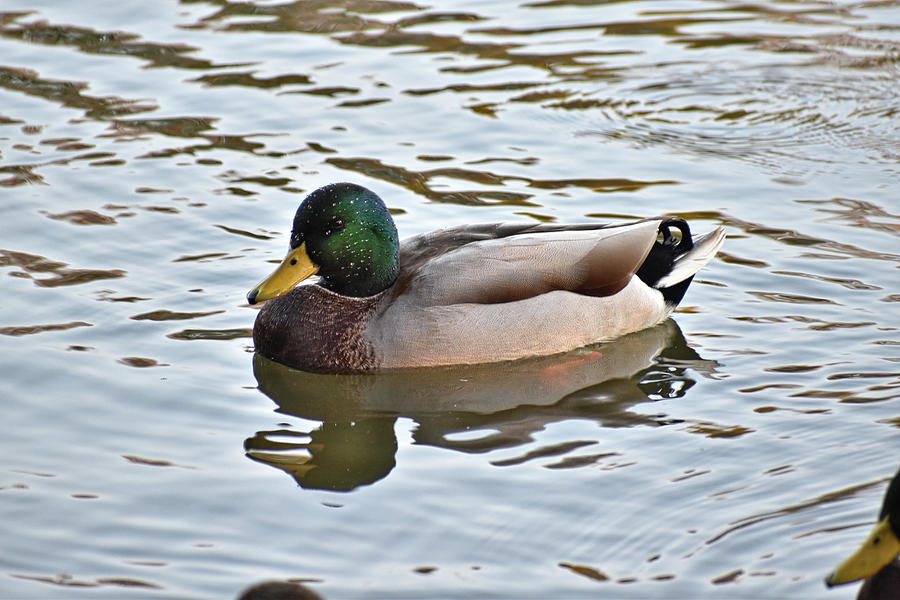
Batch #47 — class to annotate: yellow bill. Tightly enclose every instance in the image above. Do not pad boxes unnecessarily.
[826,516,900,586]
[247,242,319,304]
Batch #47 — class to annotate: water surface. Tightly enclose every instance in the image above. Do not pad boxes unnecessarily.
[1,1,899,598]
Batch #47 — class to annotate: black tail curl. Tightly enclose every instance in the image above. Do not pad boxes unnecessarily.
[660,218,693,253]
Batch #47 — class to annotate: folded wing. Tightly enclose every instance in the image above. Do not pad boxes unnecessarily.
[395,220,664,306]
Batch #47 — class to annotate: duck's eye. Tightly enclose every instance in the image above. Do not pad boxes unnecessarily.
[327,217,345,236]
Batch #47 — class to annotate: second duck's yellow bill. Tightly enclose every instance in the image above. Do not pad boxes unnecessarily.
[825,516,900,586]
[247,242,318,304]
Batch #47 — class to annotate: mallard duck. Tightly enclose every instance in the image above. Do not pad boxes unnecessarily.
[247,182,725,373]
[826,467,900,600]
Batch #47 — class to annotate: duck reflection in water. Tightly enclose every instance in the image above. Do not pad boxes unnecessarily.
[245,319,716,491]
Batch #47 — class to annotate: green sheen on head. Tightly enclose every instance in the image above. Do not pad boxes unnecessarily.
[290,183,399,297]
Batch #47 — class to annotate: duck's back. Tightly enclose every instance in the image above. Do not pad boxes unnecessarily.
[367,219,679,368]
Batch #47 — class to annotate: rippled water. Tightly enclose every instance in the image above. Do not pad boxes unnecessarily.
[1,1,899,598]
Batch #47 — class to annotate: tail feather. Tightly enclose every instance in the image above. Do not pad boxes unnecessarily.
[635,220,725,308]
[656,226,726,290]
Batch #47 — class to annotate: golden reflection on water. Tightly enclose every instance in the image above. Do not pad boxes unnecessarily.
[2,0,897,191]
[324,155,677,207]
[0,248,125,287]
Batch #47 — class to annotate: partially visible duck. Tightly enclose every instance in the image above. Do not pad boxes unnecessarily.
[238,580,323,600]
[826,466,900,599]
[248,182,725,373]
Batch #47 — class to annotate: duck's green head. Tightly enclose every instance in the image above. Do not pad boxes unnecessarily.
[247,183,399,303]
